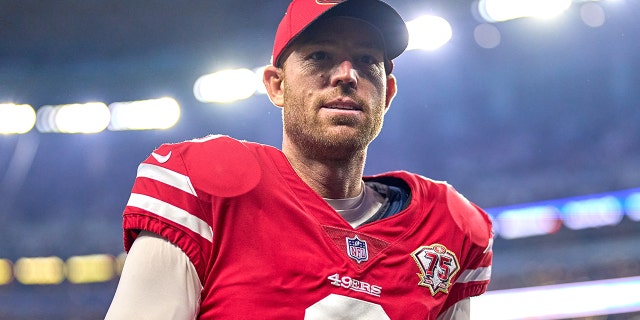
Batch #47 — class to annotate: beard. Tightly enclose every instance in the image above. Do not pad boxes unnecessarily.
[282,85,385,161]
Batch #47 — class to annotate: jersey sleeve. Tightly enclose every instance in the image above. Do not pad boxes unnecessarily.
[440,185,494,313]
[120,135,263,284]
[121,141,213,283]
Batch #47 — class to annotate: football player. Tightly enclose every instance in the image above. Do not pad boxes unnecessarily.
[106,0,493,319]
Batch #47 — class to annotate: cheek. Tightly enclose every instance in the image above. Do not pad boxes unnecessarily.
[360,71,386,94]
[289,72,326,94]
[365,80,387,103]
[302,76,327,101]
[307,73,328,92]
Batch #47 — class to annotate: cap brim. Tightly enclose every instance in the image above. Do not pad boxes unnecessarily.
[273,0,408,72]
[324,0,408,61]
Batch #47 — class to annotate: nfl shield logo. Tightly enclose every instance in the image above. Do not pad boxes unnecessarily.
[346,235,368,263]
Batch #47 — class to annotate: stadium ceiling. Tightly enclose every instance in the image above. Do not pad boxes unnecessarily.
[1,1,282,64]
[2,0,461,68]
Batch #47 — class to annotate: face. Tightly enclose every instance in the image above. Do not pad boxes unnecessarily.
[266,17,397,160]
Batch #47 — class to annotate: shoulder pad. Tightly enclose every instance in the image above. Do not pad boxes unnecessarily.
[160,135,263,197]
[446,184,493,248]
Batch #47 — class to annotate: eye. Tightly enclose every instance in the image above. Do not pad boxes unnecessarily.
[309,51,329,61]
[358,54,378,65]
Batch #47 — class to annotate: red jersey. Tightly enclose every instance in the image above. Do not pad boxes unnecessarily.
[122,135,493,319]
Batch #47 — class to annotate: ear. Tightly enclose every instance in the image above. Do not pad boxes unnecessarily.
[384,74,397,111]
[263,65,285,107]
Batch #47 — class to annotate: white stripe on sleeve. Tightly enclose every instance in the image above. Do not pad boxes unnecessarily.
[456,266,492,284]
[126,193,213,242]
[137,163,197,197]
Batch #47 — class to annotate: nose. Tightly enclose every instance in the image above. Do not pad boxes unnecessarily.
[330,60,358,89]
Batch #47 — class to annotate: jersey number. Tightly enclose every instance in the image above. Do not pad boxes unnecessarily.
[304,294,390,320]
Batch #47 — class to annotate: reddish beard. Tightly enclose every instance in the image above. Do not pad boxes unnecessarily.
[282,86,385,161]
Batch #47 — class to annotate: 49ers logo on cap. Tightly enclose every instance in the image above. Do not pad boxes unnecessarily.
[316,0,346,4]
[411,244,460,296]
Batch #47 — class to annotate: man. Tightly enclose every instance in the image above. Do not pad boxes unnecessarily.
[106,0,493,319]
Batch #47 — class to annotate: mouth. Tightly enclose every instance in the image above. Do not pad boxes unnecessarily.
[321,99,363,111]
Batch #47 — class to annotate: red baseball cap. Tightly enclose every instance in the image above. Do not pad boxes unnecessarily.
[271,0,409,73]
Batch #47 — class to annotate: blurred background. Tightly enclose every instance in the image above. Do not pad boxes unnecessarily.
[1,0,639,319]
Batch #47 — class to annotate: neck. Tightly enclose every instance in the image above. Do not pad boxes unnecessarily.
[282,138,367,199]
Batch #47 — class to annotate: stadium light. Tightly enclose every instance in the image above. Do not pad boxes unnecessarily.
[487,187,639,239]
[0,259,12,285]
[108,97,181,131]
[66,254,115,284]
[561,196,624,230]
[406,15,453,51]
[478,0,573,22]
[626,192,640,221]
[194,68,258,103]
[14,256,65,285]
[254,65,269,95]
[0,103,36,134]
[36,102,110,134]
[496,205,562,239]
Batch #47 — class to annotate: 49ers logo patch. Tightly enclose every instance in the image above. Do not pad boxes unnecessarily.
[411,244,460,296]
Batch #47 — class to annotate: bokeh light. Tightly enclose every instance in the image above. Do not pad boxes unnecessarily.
[406,15,453,51]
[109,97,181,131]
[474,23,502,49]
[194,68,258,103]
[0,103,36,134]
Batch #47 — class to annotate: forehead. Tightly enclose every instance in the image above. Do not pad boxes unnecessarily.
[293,16,385,52]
